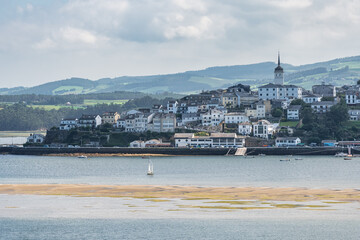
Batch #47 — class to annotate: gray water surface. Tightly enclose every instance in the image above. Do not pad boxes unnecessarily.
[1,154,359,188]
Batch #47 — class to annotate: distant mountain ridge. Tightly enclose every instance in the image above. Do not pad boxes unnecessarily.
[2,55,360,95]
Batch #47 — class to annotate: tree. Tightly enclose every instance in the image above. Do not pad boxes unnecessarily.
[271,108,283,118]
[321,96,334,101]
[357,79,360,85]
[327,99,349,124]
[290,99,306,107]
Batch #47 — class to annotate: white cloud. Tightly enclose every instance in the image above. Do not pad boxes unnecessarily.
[61,0,128,14]
[34,38,57,49]
[1,0,360,88]
[172,0,206,12]
[267,0,312,9]
[164,16,213,39]
[59,27,97,44]
[17,3,34,14]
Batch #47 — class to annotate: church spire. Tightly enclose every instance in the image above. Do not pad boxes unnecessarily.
[278,51,280,66]
[274,51,284,85]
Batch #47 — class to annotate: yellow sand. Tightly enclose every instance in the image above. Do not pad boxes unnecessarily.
[1,184,360,202]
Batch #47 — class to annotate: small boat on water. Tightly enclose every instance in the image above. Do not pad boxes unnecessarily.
[78,155,87,159]
[147,159,154,175]
[295,158,303,160]
[344,157,352,160]
[280,159,290,161]
[258,154,266,156]
[335,152,347,157]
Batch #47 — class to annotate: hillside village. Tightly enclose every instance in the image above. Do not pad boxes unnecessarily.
[30,54,360,149]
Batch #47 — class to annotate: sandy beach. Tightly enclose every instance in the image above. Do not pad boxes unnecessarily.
[45,153,172,157]
[1,184,359,202]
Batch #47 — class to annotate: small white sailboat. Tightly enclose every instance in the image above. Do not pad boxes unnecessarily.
[147,159,154,175]
[78,155,87,159]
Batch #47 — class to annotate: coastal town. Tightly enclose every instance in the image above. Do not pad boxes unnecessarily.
[26,54,360,150]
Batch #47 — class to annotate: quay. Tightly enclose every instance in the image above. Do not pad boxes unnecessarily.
[0,146,358,156]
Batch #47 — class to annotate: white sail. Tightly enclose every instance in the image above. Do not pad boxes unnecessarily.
[147,159,154,175]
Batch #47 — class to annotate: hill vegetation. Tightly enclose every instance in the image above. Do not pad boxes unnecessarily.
[0,96,175,131]
[2,56,360,95]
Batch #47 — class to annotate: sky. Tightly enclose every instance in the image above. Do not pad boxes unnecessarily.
[0,0,360,88]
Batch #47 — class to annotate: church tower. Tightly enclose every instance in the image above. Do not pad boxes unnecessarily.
[274,52,284,85]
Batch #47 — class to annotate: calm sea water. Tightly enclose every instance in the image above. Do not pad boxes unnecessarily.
[1,218,360,240]
[1,154,360,239]
[0,154,360,188]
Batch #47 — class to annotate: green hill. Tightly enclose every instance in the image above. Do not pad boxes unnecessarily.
[2,55,360,95]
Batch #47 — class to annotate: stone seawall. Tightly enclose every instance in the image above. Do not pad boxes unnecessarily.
[0,146,356,156]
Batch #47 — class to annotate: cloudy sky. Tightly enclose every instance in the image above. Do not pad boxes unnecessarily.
[1,0,360,88]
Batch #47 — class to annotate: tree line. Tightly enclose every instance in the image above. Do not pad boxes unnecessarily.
[0,96,175,131]
[0,91,183,106]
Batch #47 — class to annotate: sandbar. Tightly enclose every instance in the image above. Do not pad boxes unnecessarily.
[46,153,171,157]
[0,184,359,202]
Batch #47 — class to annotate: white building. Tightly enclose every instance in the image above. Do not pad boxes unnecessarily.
[303,94,321,104]
[187,103,199,113]
[59,118,78,130]
[124,114,136,132]
[211,133,246,148]
[256,101,266,118]
[148,113,176,132]
[345,89,360,105]
[201,109,225,126]
[238,122,252,136]
[77,115,102,128]
[182,113,201,125]
[174,133,245,148]
[275,137,301,147]
[311,101,336,113]
[258,83,302,101]
[151,104,164,113]
[224,112,249,124]
[348,109,360,121]
[166,100,178,113]
[116,119,126,129]
[27,134,45,144]
[245,108,257,118]
[134,113,154,132]
[253,120,275,139]
[129,140,145,148]
[287,105,301,120]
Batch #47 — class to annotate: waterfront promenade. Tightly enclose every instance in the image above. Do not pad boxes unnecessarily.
[0,146,356,156]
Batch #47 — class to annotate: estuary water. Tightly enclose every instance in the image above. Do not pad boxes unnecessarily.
[1,154,360,239]
[0,154,360,188]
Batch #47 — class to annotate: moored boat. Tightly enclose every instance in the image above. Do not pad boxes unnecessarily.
[280,159,290,161]
[335,152,347,157]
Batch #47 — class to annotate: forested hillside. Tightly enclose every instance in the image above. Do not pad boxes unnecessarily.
[0,96,175,131]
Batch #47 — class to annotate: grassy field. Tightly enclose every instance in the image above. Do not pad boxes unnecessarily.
[0,131,47,137]
[52,86,84,95]
[9,99,129,111]
[279,121,299,127]
[29,105,85,110]
[83,99,128,106]
[343,121,360,128]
